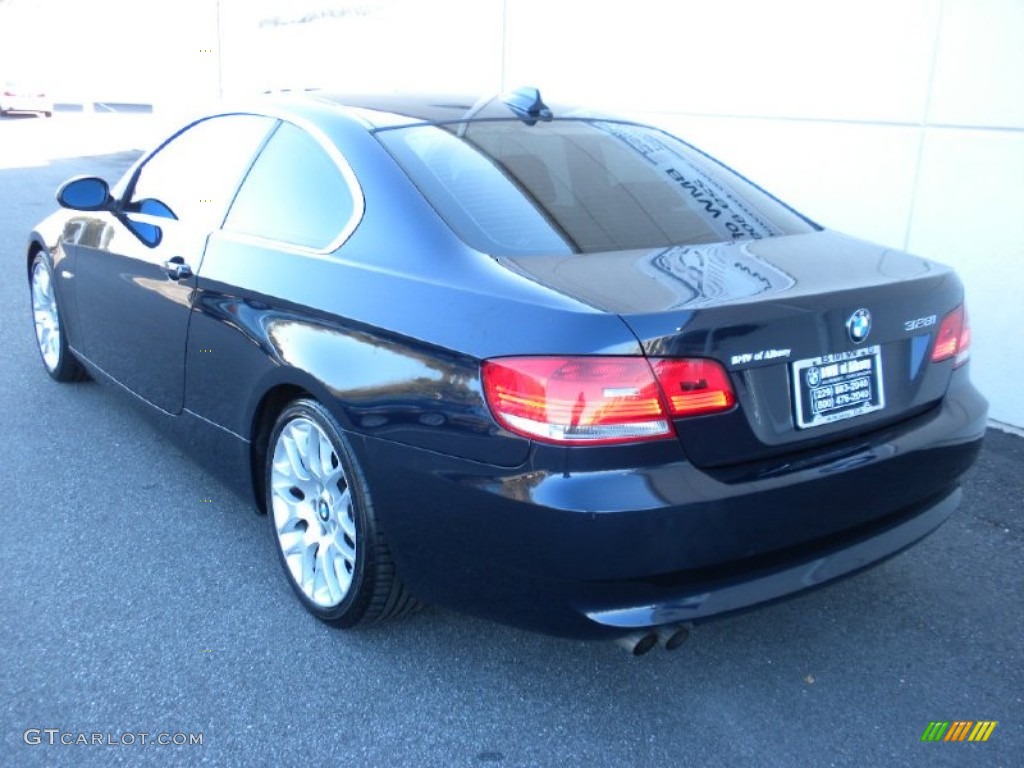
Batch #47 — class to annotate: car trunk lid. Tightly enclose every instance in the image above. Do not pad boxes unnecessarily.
[499,230,965,466]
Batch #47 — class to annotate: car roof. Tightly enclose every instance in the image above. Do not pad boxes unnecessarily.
[296,89,602,129]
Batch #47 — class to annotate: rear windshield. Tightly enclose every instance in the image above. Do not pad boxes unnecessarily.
[376,119,815,256]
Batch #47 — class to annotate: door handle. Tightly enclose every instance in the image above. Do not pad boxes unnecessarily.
[163,257,193,280]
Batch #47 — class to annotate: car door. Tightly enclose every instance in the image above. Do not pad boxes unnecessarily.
[73,114,275,414]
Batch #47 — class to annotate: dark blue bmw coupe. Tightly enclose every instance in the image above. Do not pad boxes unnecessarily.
[27,88,987,653]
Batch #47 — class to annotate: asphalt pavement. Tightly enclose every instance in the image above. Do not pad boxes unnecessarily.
[1,113,1021,768]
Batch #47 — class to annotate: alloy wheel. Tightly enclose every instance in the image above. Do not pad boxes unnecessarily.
[269,416,357,608]
[31,259,61,371]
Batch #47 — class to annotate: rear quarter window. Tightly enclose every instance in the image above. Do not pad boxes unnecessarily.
[224,121,358,251]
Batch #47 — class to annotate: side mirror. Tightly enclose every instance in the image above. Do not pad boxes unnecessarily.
[57,176,114,212]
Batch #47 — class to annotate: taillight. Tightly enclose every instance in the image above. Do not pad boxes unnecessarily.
[481,356,735,445]
[931,304,971,367]
[651,358,737,416]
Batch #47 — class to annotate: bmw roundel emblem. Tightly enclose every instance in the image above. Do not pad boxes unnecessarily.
[846,308,871,344]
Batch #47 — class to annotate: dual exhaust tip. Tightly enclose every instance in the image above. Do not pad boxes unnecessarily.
[615,624,692,656]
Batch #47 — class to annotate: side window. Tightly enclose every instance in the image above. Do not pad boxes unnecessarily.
[223,121,356,250]
[129,114,275,232]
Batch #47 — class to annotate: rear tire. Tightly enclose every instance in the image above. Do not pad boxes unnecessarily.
[30,252,87,382]
[266,398,417,627]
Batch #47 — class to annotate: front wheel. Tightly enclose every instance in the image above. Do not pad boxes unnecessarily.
[30,252,86,381]
[266,399,416,627]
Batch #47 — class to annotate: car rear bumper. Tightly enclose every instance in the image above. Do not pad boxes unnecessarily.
[584,486,960,628]
[356,374,987,639]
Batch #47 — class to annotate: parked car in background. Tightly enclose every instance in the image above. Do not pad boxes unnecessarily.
[25,88,987,653]
[1,80,53,116]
